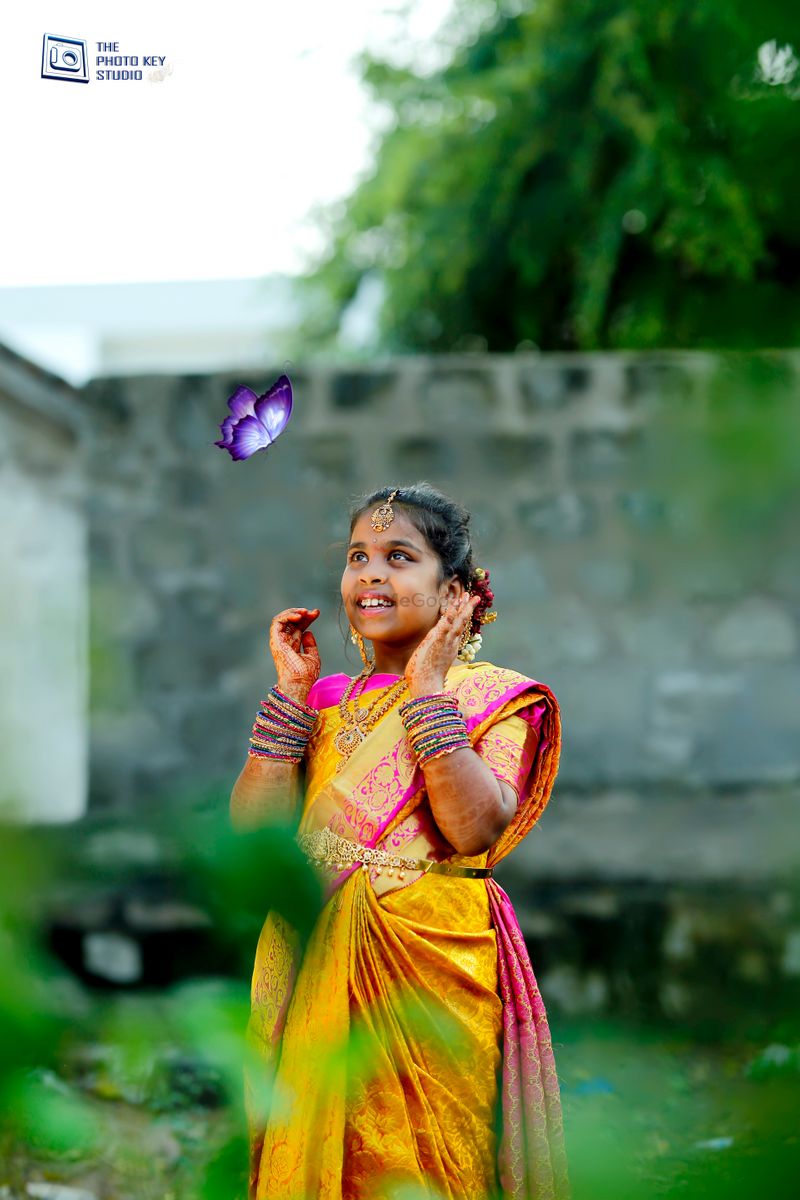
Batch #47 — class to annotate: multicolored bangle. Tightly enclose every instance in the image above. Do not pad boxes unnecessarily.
[399,693,471,767]
[248,685,319,763]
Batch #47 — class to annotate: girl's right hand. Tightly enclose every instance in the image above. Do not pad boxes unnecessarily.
[269,607,321,699]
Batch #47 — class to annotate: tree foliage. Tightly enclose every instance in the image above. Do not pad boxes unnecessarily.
[301,0,800,353]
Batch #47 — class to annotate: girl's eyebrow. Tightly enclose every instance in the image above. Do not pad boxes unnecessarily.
[348,539,422,553]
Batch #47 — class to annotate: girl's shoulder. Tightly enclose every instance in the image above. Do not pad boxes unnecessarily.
[451,659,556,701]
[306,673,350,710]
[452,658,531,686]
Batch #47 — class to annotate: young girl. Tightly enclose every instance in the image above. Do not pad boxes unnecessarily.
[230,482,569,1200]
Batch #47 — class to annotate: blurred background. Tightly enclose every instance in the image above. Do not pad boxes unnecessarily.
[1,1,798,1197]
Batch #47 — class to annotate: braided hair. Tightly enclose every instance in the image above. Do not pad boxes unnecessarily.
[348,481,496,640]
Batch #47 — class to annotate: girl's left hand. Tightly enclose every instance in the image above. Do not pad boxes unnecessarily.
[404,594,481,698]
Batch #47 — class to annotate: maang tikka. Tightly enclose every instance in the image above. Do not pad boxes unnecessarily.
[370,487,400,532]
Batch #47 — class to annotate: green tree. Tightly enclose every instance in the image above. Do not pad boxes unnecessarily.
[301,0,800,353]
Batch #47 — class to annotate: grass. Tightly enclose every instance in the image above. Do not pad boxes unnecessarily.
[2,989,798,1200]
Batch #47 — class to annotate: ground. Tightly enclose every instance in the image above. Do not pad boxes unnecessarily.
[1,990,798,1200]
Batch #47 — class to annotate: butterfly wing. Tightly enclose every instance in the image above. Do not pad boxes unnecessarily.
[227,385,259,421]
[226,414,274,460]
[253,374,293,446]
[215,385,258,449]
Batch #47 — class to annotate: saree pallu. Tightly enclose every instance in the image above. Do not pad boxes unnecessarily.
[245,660,569,1200]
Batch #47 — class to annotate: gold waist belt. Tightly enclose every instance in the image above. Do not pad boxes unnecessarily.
[297,827,493,880]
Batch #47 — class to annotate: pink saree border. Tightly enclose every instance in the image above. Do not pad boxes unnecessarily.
[487,879,571,1199]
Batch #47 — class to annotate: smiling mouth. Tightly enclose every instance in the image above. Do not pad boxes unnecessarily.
[355,599,395,613]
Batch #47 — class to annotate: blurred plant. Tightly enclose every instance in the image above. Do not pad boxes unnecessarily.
[295,0,800,355]
[2,792,799,1198]
[0,825,104,1180]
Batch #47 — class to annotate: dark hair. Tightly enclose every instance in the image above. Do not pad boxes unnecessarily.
[348,481,495,637]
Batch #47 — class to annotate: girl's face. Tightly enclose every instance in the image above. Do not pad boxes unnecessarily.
[342,508,465,649]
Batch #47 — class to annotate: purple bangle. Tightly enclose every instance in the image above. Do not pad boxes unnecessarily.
[399,693,470,766]
[248,685,319,762]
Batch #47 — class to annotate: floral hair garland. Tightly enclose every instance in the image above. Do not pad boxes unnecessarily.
[459,565,497,663]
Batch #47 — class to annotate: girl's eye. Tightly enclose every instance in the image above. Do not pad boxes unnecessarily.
[349,551,409,563]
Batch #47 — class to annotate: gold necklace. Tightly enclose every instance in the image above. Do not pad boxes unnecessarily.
[333,665,409,771]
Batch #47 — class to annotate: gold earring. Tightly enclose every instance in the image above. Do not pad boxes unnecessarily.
[349,623,374,668]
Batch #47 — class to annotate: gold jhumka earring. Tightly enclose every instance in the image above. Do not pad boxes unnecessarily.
[349,624,374,668]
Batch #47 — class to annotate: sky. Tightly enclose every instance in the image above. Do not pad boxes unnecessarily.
[3,0,455,287]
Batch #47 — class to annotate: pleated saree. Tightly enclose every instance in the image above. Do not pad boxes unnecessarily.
[245,659,569,1200]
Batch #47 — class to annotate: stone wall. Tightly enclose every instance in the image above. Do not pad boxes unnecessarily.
[81,353,800,809]
[59,351,800,1009]
[0,344,89,822]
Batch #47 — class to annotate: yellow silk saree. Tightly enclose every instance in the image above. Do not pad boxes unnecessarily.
[245,659,569,1200]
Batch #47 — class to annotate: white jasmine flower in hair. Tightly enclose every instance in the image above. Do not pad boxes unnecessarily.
[459,632,483,662]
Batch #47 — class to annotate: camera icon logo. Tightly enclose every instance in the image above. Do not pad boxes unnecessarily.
[41,33,89,83]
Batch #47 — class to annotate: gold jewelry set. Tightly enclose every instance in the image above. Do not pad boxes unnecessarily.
[332,665,409,771]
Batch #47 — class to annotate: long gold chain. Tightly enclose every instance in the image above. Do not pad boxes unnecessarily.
[333,664,409,771]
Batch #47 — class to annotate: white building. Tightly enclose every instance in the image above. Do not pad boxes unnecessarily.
[0,275,301,386]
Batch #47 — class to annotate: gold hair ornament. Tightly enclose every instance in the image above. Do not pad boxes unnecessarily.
[370,488,400,532]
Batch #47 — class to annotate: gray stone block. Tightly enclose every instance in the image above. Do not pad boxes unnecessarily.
[330,371,394,409]
[523,595,609,666]
[486,433,552,477]
[392,436,459,478]
[680,556,749,603]
[570,427,643,480]
[698,665,800,784]
[617,489,669,532]
[133,517,207,573]
[710,597,797,660]
[478,555,550,603]
[91,576,160,641]
[574,555,642,603]
[768,552,800,598]
[612,607,696,664]
[544,663,651,785]
[171,374,229,452]
[300,433,357,485]
[518,492,597,539]
[423,370,494,424]
[179,699,242,765]
[161,465,212,507]
[83,377,132,430]
[624,358,694,407]
[644,668,746,782]
[519,363,591,411]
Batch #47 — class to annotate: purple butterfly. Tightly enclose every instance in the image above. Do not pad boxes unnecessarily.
[214,374,292,461]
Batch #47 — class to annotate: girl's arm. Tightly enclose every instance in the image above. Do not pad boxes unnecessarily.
[230,606,320,830]
[404,594,518,855]
[229,754,303,831]
[421,749,517,856]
